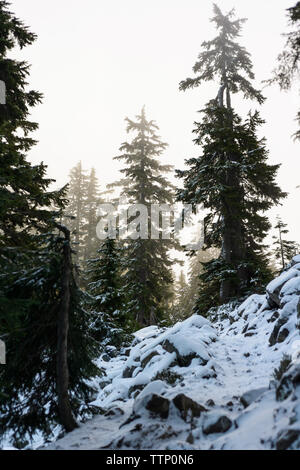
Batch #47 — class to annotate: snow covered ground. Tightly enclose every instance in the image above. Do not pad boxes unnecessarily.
[42,255,300,450]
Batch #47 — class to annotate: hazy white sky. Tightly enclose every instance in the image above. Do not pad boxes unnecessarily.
[10,0,300,246]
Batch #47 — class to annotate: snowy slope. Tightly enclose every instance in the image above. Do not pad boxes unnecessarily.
[44,256,300,450]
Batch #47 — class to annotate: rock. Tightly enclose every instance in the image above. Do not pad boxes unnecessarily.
[240,387,268,408]
[141,351,159,368]
[99,379,110,390]
[122,365,136,378]
[104,407,124,417]
[105,346,118,358]
[146,394,170,419]
[102,354,111,362]
[267,311,279,323]
[244,331,255,337]
[277,328,290,343]
[244,352,250,358]
[276,363,300,401]
[172,394,207,421]
[269,317,288,346]
[186,432,194,444]
[203,414,232,435]
[162,339,198,367]
[128,384,145,398]
[276,429,300,450]
[206,399,215,407]
[267,265,300,308]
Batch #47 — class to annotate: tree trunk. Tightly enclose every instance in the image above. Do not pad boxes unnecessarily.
[56,225,78,432]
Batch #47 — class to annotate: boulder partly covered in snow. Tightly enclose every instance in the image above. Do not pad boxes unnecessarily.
[96,314,218,404]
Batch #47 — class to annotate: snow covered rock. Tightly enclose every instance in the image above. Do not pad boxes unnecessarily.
[276,361,300,401]
[172,394,207,421]
[276,429,300,450]
[240,387,269,408]
[203,412,232,435]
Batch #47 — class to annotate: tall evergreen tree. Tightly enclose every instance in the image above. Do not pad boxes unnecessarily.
[177,5,286,311]
[0,227,100,446]
[0,0,66,251]
[63,161,88,264]
[272,217,299,270]
[86,236,128,347]
[83,167,102,262]
[112,107,175,327]
[0,3,99,446]
[269,2,300,139]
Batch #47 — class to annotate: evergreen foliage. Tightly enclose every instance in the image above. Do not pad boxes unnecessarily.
[0,230,100,447]
[269,2,300,139]
[176,5,286,311]
[112,107,175,327]
[86,236,131,347]
[272,217,299,271]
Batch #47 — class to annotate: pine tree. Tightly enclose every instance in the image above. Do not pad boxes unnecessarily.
[269,2,300,139]
[272,217,299,270]
[112,107,175,327]
[86,237,129,347]
[176,5,286,311]
[62,161,88,264]
[170,270,190,322]
[0,227,100,447]
[0,3,100,446]
[0,0,66,251]
[83,167,102,262]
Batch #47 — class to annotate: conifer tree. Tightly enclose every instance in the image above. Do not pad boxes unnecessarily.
[177,5,286,310]
[112,107,175,327]
[0,227,100,446]
[83,167,102,262]
[170,271,189,322]
[272,217,299,270]
[86,237,129,347]
[0,2,100,446]
[269,2,300,139]
[0,0,66,251]
[63,161,88,264]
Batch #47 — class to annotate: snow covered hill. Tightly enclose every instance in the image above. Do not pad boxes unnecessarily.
[45,255,300,450]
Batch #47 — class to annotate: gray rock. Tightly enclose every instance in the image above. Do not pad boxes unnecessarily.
[122,365,136,378]
[240,387,268,408]
[276,428,300,450]
[277,327,290,343]
[162,339,199,367]
[206,399,215,407]
[172,393,207,421]
[203,415,232,435]
[146,394,170,419]
[141,351,159,368]
[269,317,288,346]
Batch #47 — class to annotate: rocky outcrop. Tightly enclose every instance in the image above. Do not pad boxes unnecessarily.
[172,394,206,421]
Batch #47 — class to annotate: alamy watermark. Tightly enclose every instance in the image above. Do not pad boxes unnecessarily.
[96,197,205,250]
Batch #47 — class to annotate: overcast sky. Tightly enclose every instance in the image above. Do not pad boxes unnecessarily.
[9,0,300,247]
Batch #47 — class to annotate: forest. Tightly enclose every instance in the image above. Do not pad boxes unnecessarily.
[0,0,300,452]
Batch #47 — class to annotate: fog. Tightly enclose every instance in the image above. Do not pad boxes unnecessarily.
[10,0,300,244]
